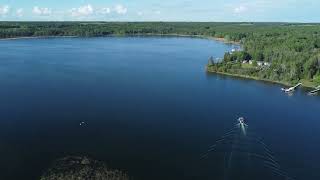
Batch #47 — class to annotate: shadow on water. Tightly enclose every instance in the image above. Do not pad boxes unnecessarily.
[198,118,295,180]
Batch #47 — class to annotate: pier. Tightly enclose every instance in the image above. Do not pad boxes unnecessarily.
[308,85,320,95]
[281,83,302,93]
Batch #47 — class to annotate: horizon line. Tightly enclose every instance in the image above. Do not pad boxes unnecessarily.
[1,21,320,24]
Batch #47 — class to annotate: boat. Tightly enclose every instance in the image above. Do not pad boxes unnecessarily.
[238,117,248,127]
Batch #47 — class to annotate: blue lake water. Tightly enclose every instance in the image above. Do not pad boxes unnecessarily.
[0,37,319,180]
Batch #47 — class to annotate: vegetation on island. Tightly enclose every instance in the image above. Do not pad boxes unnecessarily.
[0,22,320,87]
[40,156,129,180]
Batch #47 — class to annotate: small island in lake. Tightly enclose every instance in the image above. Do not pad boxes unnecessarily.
[40,156,129,180]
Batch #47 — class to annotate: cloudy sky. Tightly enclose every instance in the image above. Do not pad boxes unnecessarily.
[0,0,319,22]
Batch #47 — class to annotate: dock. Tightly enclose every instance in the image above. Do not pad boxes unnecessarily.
[309,89,320,94]
[281,83,302,93]
[308,85,320,95]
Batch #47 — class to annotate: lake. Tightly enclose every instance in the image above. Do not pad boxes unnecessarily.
[0,37,319,180]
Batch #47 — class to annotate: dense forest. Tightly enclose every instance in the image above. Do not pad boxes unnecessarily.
[1,22,320,86]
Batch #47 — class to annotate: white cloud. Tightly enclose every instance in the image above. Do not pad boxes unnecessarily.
[71,4,94,17]
[69,4,128,18]
[114,4,127,14]
[154,10,161,15]
[16,8,23,17]
[137,11,143,16]
[0,5,10,15]
[32,6,52,16]
[234,5,248,14]
[99,7,111,15]
[228,0,279,15]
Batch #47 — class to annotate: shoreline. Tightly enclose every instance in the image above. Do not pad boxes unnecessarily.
[0,36,41,41]
[130,34,241,45]
[206,69,316,89]
[0,36,78,41]
[0,34,240,45]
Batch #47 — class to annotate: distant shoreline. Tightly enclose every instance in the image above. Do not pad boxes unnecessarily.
[0,36,78,41]
[128,34,241,45]
[0,34,240,45]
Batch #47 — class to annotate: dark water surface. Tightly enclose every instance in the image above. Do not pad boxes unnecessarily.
[0,37,319,180]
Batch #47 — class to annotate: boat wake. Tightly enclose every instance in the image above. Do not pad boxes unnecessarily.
[200,117,294,180]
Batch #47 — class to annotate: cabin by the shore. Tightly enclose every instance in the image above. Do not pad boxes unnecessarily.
[242,60,271,67]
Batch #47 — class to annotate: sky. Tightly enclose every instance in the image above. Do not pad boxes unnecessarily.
[0,0,319,22]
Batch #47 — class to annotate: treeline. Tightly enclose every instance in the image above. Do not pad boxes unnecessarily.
[1,22,320,85]
[1,22,316,40]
